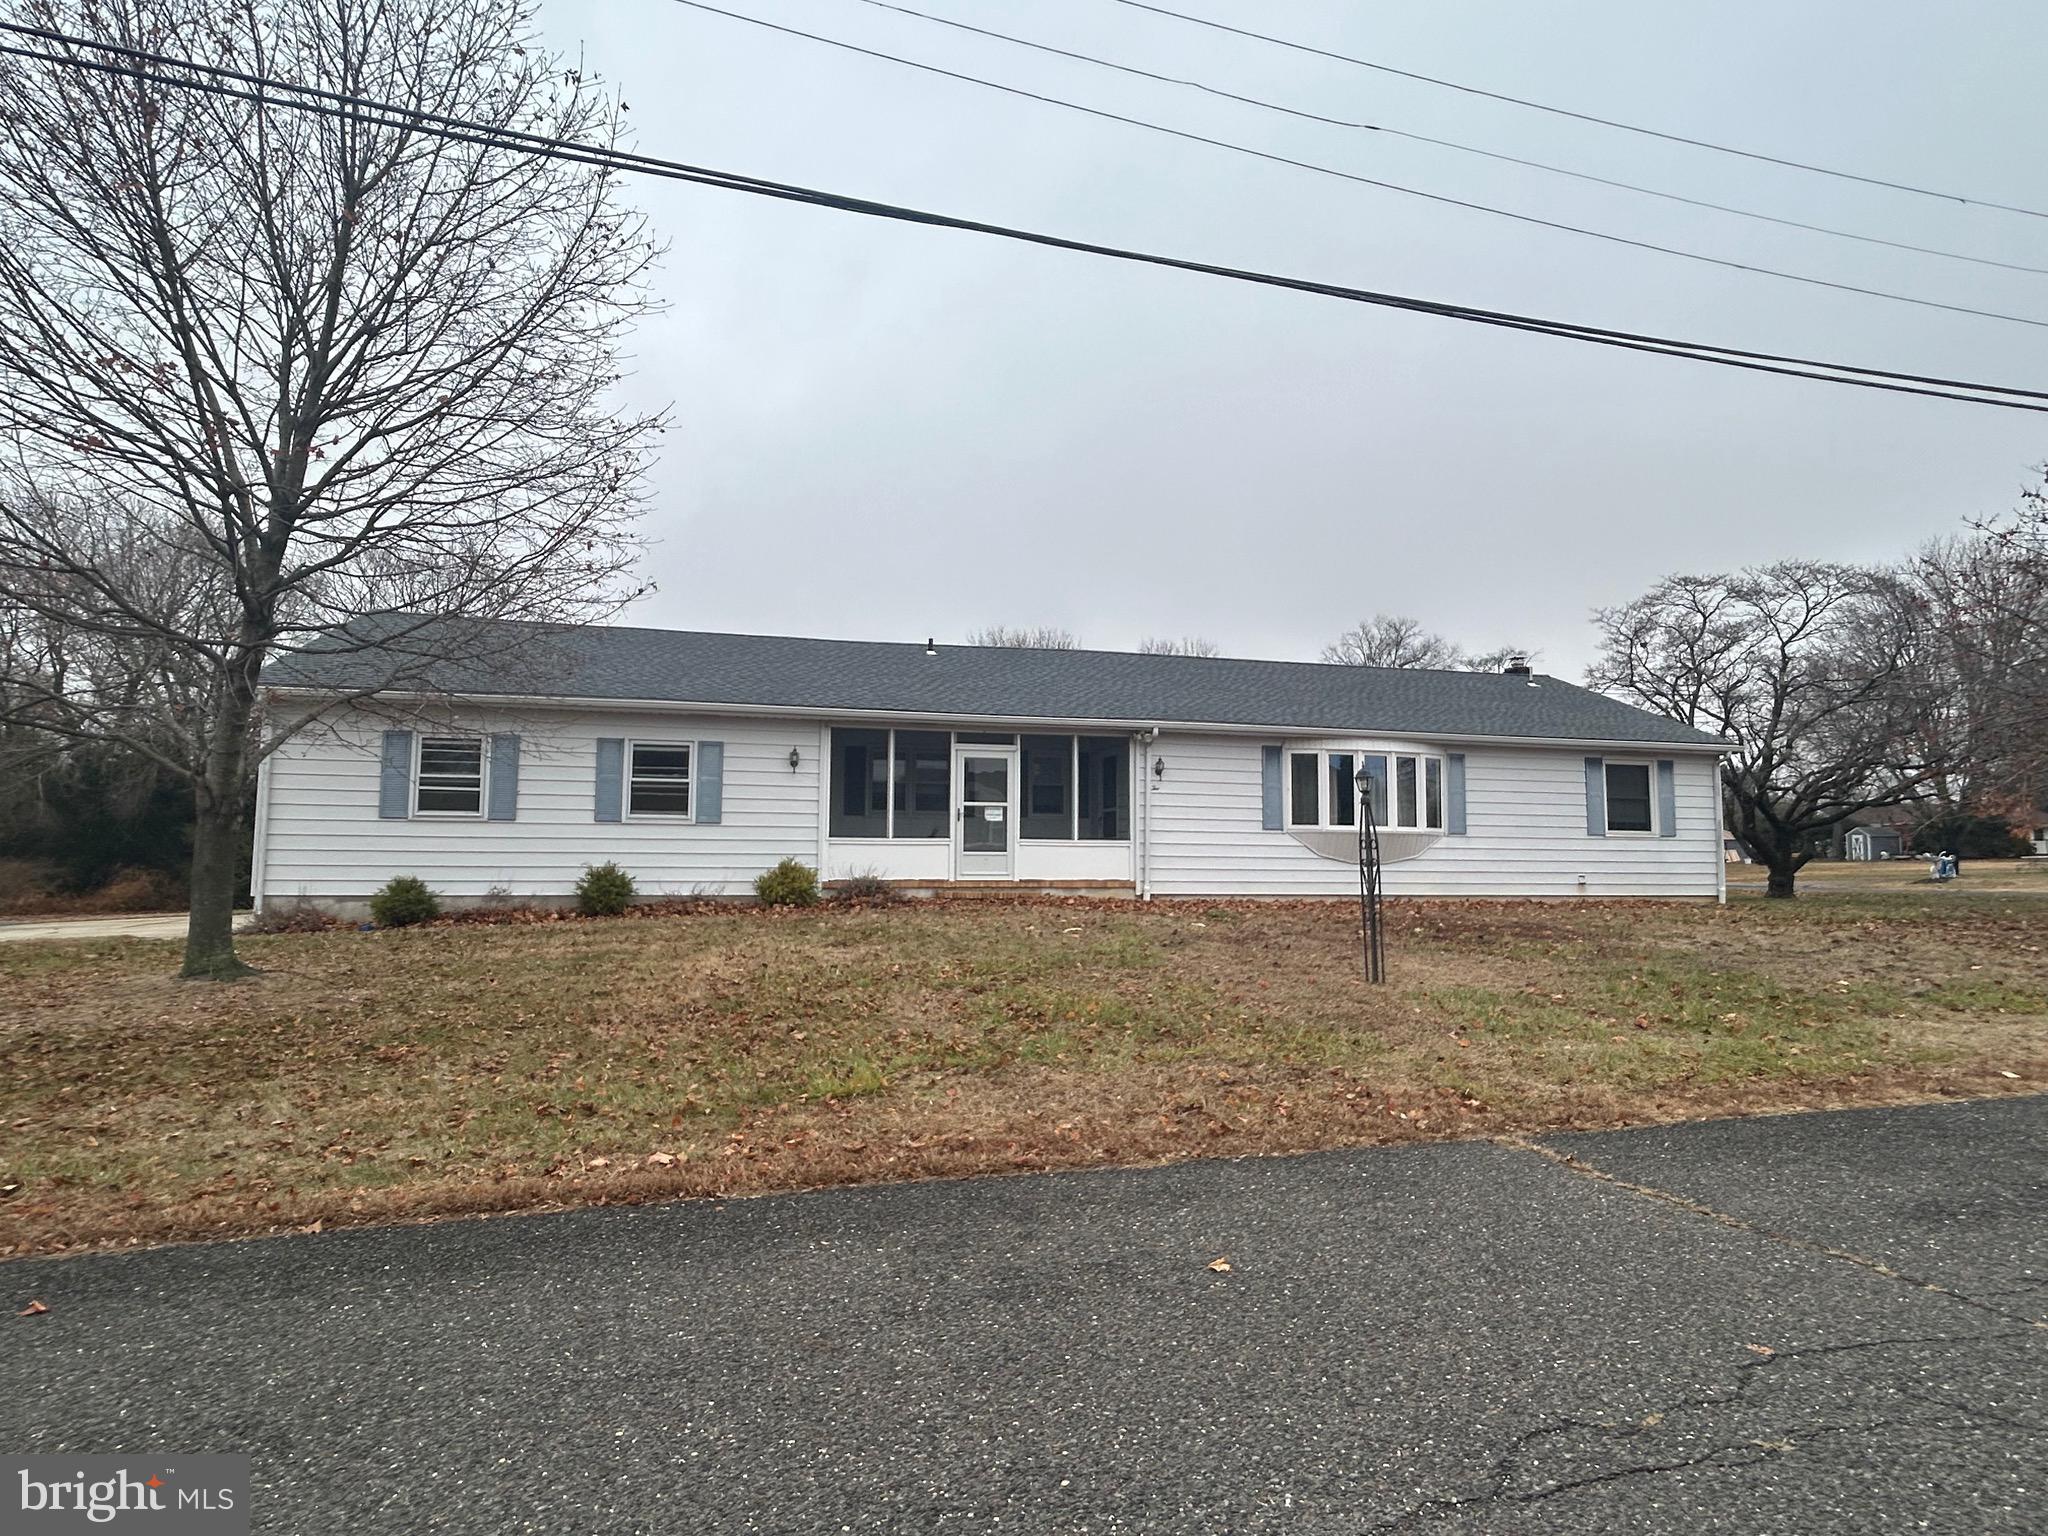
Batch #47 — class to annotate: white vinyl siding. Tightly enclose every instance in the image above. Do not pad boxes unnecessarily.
[1148,732,1721,898]
[257,709,1718,905]
[259,707,816,903]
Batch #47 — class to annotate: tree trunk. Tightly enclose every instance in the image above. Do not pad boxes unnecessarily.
[181,795,251,979]
[181,662,261,981]
[1764,858,1799,899]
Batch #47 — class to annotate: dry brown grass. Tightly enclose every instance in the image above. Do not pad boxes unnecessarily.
[3,890,2044,1257]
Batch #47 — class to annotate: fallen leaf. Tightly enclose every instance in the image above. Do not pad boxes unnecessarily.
[1744,1342,1775,1358]
[647,1151,676,1167]
[587,1156,610,1169]
[1207,1257,1232,1273]
[18,1299,49,1316]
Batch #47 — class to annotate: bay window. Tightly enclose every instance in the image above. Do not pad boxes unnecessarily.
[1287,748,1444,831]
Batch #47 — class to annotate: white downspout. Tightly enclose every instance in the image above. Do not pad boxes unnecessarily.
[1715,761,1729,907]
[249,754,272,915]
[1137,727,1158,900]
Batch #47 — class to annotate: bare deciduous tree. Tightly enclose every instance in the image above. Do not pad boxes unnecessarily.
[1589,562,1948,897]
[0,0,660,976]
[1322,614,1530,672]
[966,626,1079,650]
[1902,533,2048,822]
[1137,635,1220,657]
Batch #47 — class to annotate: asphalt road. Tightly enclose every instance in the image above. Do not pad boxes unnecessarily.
[5,1098,2043,1533]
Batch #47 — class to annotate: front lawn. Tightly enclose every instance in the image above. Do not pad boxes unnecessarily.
[3,891,2044,1256]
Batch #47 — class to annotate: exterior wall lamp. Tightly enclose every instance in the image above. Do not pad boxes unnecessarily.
[1153,756,1166,780]
[788,747,801,772]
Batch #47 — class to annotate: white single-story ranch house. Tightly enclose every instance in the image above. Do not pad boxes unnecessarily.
[252,620,1732,913]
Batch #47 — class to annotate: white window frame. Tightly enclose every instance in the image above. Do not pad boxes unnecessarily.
[1603,758,1657,837]
[625,738,696,822]
[413,734,486,819]
[1288,748,1443,832]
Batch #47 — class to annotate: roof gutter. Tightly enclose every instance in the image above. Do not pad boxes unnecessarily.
[263,685,1731,754]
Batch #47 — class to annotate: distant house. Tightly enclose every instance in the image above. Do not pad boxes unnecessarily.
[1844,824,1905,861]
[253,620,1733,913]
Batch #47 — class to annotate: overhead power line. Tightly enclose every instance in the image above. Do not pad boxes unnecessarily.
[666,1,2048,333]
[848,0,2048,279]
[1111,0,2048,220]
[2,24,2046,415]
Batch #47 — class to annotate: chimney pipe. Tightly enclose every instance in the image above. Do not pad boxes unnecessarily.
[1503,653,1531,676]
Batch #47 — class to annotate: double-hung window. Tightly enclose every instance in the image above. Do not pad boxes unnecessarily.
[415,737,484,815]
[628,742,693,819]
[1603,761,1655,834]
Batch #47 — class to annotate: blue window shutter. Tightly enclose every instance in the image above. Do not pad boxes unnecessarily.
[594,738,624,823]
[696,741,724,825]
[1656,759,1678,838]
[1584,757,1607,837]
[487,734,521,821]
[379,730,414,819]
[1260,745,1283,830]
[1446,753,1467,835]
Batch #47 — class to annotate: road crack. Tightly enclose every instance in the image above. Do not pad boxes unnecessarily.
[1502,1134,2047,1330]
[1363,1333,2037,1533]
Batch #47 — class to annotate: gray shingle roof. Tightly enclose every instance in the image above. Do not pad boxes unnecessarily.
[263,616,1726,748]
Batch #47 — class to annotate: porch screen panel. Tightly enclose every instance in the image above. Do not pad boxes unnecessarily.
[1021,734,1074,840]
[829,727,889,837]
[891,730,951,839]
[1076,736,1129,840]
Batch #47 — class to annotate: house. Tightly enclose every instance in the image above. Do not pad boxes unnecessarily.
[252,621,1732,913]
[1844,824,1905,861]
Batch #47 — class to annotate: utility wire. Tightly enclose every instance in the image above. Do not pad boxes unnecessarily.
[664,1,2048,333]
[3,25,2047,414]
[849,0,2048,279]
[1111,0,2048,220]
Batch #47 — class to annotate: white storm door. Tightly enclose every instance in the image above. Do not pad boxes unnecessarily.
[954,746,1016,879]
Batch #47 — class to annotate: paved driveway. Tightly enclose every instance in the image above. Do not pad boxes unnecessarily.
[5,1098,2042,1533]
[0,912,250,943]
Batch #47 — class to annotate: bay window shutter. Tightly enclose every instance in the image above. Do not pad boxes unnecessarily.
[378,730,414,819]
[1583,757,1606,837]
[1446,752,1467,836]
[594,738,624,823]
[1260,745,1283,830]
[696,741,724,824]
[487,734,521,821]
[1656,759,1677,838]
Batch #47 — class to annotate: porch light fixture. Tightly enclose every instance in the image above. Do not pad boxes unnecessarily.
[1153,756,1166,780]
[788,747,801,772]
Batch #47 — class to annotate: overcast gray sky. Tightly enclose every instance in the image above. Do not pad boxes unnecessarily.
[533,0,2047,677]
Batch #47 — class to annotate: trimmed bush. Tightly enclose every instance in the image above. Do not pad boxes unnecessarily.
[576,861,638,916]
[369,875,440,928]
[754,858,820,907]
[834,870,900,905]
